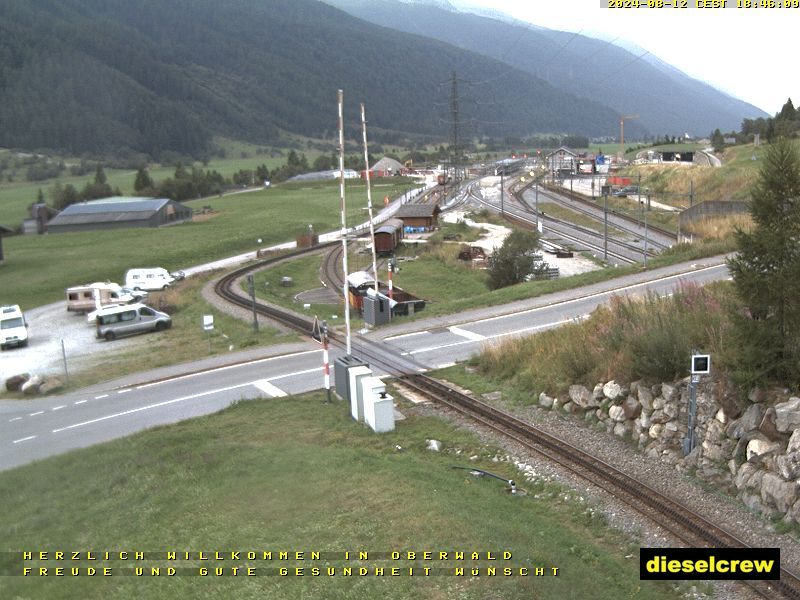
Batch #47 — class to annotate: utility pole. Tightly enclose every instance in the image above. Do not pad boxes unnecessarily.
[246,274,258,332]
[643,200,649,268]
[337,89,351,355]
[602,185,609,262]
[500,169,504,215]
[449,71,460,183]
[360,103,379,294]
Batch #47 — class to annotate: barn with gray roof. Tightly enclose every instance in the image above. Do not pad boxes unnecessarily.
[46,197,193,233]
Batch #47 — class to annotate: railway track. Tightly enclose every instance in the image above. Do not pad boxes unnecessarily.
[213,253,800,599]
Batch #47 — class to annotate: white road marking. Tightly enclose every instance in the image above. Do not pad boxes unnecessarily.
[117,389,131,395]
[438,362,456,369]
[13,436,36,444]
[383,330,430,341]
[52,381,256,434]
[9,417,22,422]
[449,326,486,342]
[409,316,587,355]
[95,394,109,399]
[52,405,66,411]
[74,400,87,405]
[29,411,44,417]
[252,380,287,398]
[134,349,323,390]
[267,366,321,382]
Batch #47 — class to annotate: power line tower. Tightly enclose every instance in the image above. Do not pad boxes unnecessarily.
[449,71,461,182]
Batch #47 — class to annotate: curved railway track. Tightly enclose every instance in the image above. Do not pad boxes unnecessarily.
[213,252,800,599]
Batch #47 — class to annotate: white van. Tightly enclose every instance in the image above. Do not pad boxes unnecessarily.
[125,268,182,291]
[66,282,146,313]
[95,303,171,341]
[0,305,29,350]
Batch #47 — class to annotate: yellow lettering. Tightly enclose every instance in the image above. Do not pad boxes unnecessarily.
[392,551,400,560]
[215,552,223,560]
[343,567,352,576]
[756,560,774,573]
[471,552,479,560]
[311,567,320,576]
[279,568,288,576]
[407,551,415,560]
[504,567,512,575]
[55,551,64,560]
[471,568,479,576]
[359,567,368,576]
[152,567,160,576]
[231,552,240,560]
[375,568,384,576]
[200,568,208,576]
[71,568,79,576]
[504,551,512,559]
[232,567,239,576]
[311,551,320,560]
[247,552,256,560]
[23,552,32,560]
[423,552,432,560]
[439,552,448,560]
[359,551,368,560]
[551,567,559,576]
[167,552,176,560]
[167,567,176,576]
[520,567,529,576]
[424,567,431,575]
[455,568,464,576]
[55,568,64,576]
[71,552,80,560]
[295,568,304,576]
[326,567,335,575]
[23,567,32,576]
[487,551,495,560]
[487,567,496,576]
[39,567,48,576]
[87,568,96,576]
[86,552,95,560]
[119,552,127,560]
[391,568,399,576]
[214,568,222,576]
[135,552,144,560]
[263,552,272,559]
[279,552,288,560]
[247,567,255,576]
[296,552,304,560]
[535,567,544,576]
[103,568,112,576]
[455,552,464,560]
[198,551,207,560]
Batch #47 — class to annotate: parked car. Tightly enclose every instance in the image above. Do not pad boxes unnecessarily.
[95,303,171,341]
[612,185,639,197]
[125,268,181,291]
[0,305,28,350]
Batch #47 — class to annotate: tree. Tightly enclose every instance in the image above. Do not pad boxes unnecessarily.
[711,128,725,153]
[134,166,154,193]
[727,137,800,386]
[487,230,542,290]
[94,163,107,185]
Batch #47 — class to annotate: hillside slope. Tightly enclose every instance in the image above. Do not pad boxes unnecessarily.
[0,0,628,157]
[325,0,768,136]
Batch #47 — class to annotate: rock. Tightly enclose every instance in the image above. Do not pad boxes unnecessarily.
[758,407,782,441]
[482,391,502,402]
[761,472,798,513]
[786,499,800,525]
[648,423,664,439]
[704,420,725,445]
[652,397,666,411]
[635,412,651,431]
[742,493,765,514]
[661,383,678,403]
[788,429,800,454]
[776,452,800,481]
[702,442,726,463]
[595,408,605,421]
[538,393,554,409]
[592,383,605,401]
[650,409,670,425]
[622,396,641,420]
[637,386,654,412]
[774,397,800,433]
[662,402,679,421]
[728,459,738,476]
[426,439,442,452]
[746,438,782,462]
[5,373,30,392]
[552,397,561,411]
[568,385,596,408]
[561,401,576,414]
[748,387,766,404]
[21,375,42,395]
[39,377,64,395]
[602,380,622,401]
[715,408,727,424]
[613,422,628,438]
[731,404,766,439]
[684,445,702,468]
[608,405,626,422]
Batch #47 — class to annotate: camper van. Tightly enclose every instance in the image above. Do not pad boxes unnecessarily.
[0,305,29,350]
[66,282,146,313]
[125,268,182,291]
[95,303,171,341]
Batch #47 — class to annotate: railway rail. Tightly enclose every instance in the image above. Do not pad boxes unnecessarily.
[213,252,800,599]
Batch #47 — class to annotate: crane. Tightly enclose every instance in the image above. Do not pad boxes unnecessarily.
[619,115,639,159]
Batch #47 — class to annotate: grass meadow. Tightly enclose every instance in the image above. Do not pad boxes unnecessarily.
[0,392,678,600]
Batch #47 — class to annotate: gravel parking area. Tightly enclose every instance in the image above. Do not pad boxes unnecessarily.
[0,301,150,383]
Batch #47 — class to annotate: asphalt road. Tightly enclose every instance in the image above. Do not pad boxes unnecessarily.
[0,254,731,472]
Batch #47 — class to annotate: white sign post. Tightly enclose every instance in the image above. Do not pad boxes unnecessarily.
[203,315,214,352]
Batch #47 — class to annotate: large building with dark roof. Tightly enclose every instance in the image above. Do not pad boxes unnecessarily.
[46,197,193,234]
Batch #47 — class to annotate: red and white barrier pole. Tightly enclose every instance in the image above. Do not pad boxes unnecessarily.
[322,320,331,403]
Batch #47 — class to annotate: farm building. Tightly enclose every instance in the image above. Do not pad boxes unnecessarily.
[373,218,404,254]
[22,203,58,234]
[46,197,193,233]
[395,204,441,232]
[363,156,406,178]
[546,147,578,175]
[288,169,359,182]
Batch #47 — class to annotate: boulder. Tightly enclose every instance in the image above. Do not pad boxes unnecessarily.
[602,380,623,401]
[731,403,766,439]
[634,413,651,433]
[761,472,798,514]
[661,383,678,403]
[5,373,30,392]
[637,385,654,412]
[788,429,800,454]
[776,452,800,481]
[622,396,641,420]
[482,391,502,402]
[21,375,42,395]
[650,409,670,425]
[786,499,800,525]
[714,408,727,425]
[613,422,628,438]
[39,377,64,395]
[592,383,605,401]
[704,420,725,446]
[562,401,577,414]
[652,396,666,411]
[538,392,554,409]
[662,402,679,421]
[426,439,442,452]
[702,441,726,463]
[746,438,782,462]
[608,405,626,422]
[568,385,596,408]
[758,407,782,441]
[648,423,664,439]
[774,397,800,433]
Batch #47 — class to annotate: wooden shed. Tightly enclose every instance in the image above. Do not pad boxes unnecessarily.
[0,225,13,264]
[395,204,441,232]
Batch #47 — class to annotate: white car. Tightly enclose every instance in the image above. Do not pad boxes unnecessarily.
[0,305,29,350]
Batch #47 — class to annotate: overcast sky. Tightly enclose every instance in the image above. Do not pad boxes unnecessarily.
[457,0,795,115]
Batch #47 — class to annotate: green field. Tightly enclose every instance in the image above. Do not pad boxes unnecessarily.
[0,392,678,600]
[0,178,419,310]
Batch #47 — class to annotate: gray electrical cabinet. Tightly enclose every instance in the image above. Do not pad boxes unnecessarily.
[363,296,391,326]
[334,355,368,400]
